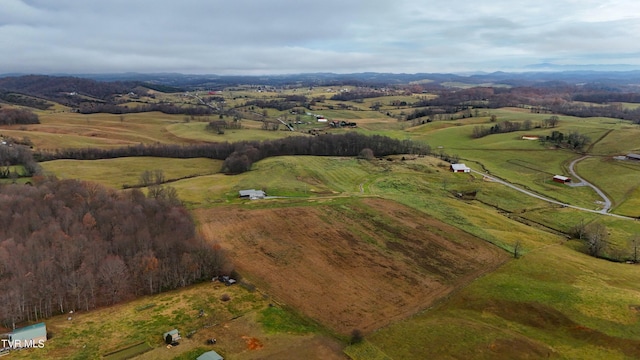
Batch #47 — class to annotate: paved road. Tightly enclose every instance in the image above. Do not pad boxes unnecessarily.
[470,169,632,220]
[568,156,612,213]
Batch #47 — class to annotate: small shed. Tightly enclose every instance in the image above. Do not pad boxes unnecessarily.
[553,175,571,184]
[163,329,181,344]
[239,189,266,200]
[626,153,640,161]
[197,350,224,360]
[450,163,470,173]
[8,322,47,348]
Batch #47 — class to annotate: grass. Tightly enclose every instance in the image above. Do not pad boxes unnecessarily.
[572,156,640,216]
[258,306,320,334]
[6,282,269,360]
[407,110,640,213]
[103,342,153,360]
[40,157,223,189]
[10,95,640,359]
[166,122,310,142]
[349,245,640,359]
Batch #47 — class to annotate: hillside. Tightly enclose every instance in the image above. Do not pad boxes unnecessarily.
[2,74,640,359]
[196,198,508,334]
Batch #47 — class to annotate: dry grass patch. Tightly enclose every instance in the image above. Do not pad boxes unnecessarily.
[196,198,508,334]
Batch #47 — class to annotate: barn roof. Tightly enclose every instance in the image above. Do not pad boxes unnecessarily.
[197,350,224,360]
[10,322,46,341]
[239,189,266,198]
[450,163,470,171]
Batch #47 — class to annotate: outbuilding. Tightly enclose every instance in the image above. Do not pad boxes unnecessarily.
[163,329,181,344]
[197,350,224,360]
[8,322,47,349]
[450,163,471,173]
[238,189,266,200]
[553,175,571,184]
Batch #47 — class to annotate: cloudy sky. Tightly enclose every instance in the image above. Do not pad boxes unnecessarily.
[2,0,640,75]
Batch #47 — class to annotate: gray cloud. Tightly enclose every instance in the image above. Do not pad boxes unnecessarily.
[1,0,639,74]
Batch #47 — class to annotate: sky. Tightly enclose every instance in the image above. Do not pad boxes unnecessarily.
[2,0,640,75]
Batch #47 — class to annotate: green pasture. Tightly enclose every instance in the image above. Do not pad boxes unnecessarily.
[573,156,640,216]
[166,122,309,142]
[588,124,640,155]
[348,244,640,360]
[40,157,223,189]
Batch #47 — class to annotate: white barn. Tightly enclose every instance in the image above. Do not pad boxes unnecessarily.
[450,163,471,173]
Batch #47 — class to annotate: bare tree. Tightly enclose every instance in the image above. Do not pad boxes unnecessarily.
[513,240,522,259]
[139,170,153,186]
[630,235,640,263]
[358,148,374,160]
[585,222,608,257]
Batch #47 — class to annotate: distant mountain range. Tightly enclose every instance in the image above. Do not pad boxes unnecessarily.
[3,71,640,97]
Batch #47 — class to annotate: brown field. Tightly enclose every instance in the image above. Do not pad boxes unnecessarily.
[196,198,509,335]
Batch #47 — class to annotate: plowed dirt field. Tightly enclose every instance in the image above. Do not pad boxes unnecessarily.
[196,198,508,334]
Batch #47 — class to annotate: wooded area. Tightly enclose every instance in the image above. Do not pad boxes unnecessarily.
[35,133,431,174]
[0,177,230,328]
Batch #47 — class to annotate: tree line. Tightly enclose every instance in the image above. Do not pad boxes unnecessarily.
[35,133,431,174]
[244,95,310,111]
[0,107,40,125]
[77,102,215,116]
[0,93,52,110]
[0,177,230,328]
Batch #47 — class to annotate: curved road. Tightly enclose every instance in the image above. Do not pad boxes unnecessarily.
[470,164,631,220]
[568,156,612,213]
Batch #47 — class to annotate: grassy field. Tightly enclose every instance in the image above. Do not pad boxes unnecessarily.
[6,282,344,360]
[407,108,640,213]
[6,90,640,359]
[348,244,640,359]
[40,157,223,189]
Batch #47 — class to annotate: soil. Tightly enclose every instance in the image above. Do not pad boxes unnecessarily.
[196,198,509,335]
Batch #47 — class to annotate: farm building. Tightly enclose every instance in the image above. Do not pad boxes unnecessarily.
[553,175,571,184]
[450,163,471,173]
[163,329,181,344]
[238,189,266,199]
[7,322,46,348]
[197,350,224,360]
[626,153,640,161]
[521,135,540,140]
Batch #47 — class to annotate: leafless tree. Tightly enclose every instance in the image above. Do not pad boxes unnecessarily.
[585,222,608,257]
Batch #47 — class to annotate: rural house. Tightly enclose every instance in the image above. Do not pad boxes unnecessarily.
[553,175,571,184]
[7,322,47,349]
[450,163,471,173]
[238,189,266,199]
[197,350,224,360]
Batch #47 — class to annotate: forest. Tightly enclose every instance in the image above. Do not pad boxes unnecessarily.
[0,177,230,328]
